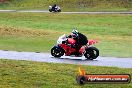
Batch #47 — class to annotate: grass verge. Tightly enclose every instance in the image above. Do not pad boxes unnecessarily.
[0,59,132,88]
[0,0,132,11]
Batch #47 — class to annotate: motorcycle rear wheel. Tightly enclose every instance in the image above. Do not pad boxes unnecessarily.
[84,47,99,60]
[58,9,61,12]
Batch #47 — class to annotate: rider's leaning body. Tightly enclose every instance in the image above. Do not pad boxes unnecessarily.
[67,29,88,55]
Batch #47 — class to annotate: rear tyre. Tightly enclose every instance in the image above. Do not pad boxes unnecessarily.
[84,47,99,60]
[58,9,61,12]
[51,46,64,57]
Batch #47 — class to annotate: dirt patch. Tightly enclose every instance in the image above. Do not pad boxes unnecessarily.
[0,26,63,37]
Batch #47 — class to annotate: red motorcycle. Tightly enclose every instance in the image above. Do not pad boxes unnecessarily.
[51,34,99,60]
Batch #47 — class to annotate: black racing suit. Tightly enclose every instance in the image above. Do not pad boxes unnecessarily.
[52,4,57,11]
[68,32,88,55]
[76,32,88,46]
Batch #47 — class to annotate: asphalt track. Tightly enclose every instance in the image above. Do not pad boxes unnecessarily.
[0,50,132,68]
[0,10,132,14]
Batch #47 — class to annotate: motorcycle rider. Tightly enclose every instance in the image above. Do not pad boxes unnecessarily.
[52,4,57,11]
[68,29,88,56]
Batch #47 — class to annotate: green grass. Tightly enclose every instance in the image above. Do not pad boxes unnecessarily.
[0,37,53,52]
[0,59,132,88]
[0,0,132,11]
[0,13,132,57]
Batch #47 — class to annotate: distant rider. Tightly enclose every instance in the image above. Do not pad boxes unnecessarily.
[52,4,57,11]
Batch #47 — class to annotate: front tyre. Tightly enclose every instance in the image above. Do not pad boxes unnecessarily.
[51,46,64,57]
[84,47,99,60]
[49,9,52,12]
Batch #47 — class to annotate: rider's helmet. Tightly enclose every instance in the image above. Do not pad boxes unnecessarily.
[72,29,78,34]
[71,29,79,39]
[53,4,57,7]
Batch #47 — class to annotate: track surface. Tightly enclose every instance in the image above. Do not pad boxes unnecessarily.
[0,50,132,68]
[0,10,132,14]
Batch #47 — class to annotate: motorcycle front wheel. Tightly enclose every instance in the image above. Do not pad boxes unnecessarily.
[51,46,64,57]
[49,9,52,12]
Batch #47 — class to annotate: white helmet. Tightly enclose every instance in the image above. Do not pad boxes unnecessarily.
[72,29,78,34]
[71,29,79,39]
